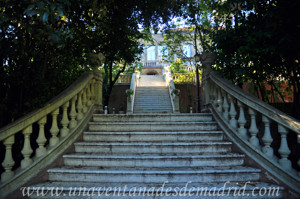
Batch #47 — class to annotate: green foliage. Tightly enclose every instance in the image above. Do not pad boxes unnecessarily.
[0,0,92,127]
[213,0,300,117]
[172,72,199,84]
[169,58,187,73]
[0,0,186,126]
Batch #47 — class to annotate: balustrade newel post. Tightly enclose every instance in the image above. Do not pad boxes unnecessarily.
[49,109,60,147]
[60,102,70,137]
[237,101,247,139]
[262,116,274,158]
[1,135,15,182]
[278,125,292,169]
[248,108,260,148]
[228,95,237,130]
[36,117,47,157]
[93,68,103,111]
[21,125,33,168]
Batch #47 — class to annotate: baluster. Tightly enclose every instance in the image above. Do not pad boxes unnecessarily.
[36,117,47,157]
[49,109,60,147]
[21,125,33,168]
[217,88,223,113]
[261,116,273,158]
[60,102,70,137]
[248,108,260,148]
[237,101,247,139]
[86,83,92,106]
[76,91,83,120]
[278,125,292,169]
[69,96,77,128]
[1,135,15,182]
[82,88,88,113]
[222,92,229,121]
[228,95,237,130]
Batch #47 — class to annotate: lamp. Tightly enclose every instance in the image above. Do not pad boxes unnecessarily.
[194,53,201,113]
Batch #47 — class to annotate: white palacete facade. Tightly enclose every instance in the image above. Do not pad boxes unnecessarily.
[138,33,198,75]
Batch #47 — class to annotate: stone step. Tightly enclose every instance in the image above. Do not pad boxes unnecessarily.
[135,91,169,93]
[133,107,172,110]
[134,96,170,99]
[47,166,261,183]
[63,154,245,168]
[74,142,232,154]
[83,131,222,142]
[88,121,218,132]
[134,101,172,107]
[134,98,171,101]
[136,87,169,90]
[92,114,213,122]
[133,110,173,113]
[28,181,283,199]
[134,100,171,103]
[133,100,171,103]
[132,110,173,113]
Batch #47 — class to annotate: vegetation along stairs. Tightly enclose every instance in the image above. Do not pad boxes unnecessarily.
[28,113,284,198]
[133,75,173,113]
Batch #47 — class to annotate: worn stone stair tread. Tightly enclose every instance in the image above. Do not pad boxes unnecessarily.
[88,121,217,125]
[48,166,261,174]
[74,141,232,146]
[63,154,245,159]
[83,131,224,142]
[93,113,212,116]
[83,131,223,135]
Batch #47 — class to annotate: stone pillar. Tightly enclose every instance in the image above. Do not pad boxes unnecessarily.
[200,52,216,110]
[93,68,103,112]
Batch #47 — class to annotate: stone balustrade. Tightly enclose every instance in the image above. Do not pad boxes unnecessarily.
[115,74,132,84]
[165,70,180,113]
[172,73,196,84]
[126,72,140,114]
[202,65,300,194]
[0,69,103,198]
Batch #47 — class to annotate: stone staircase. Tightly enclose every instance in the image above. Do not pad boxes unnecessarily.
[28,114,283,198]
[133,75,173,113]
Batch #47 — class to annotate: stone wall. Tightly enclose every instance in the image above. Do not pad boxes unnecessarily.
[175,84,198,113]
[108,85,129,113]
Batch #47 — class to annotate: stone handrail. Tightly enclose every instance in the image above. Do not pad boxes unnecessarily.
[165,70,180,113]
[202,66,300,194]
[114,74,132,84]
[0,69,103,198]
[126,72,140,114]
[172,73,196,84]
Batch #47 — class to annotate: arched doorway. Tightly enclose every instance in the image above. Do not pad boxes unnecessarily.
[145,70,159,75]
